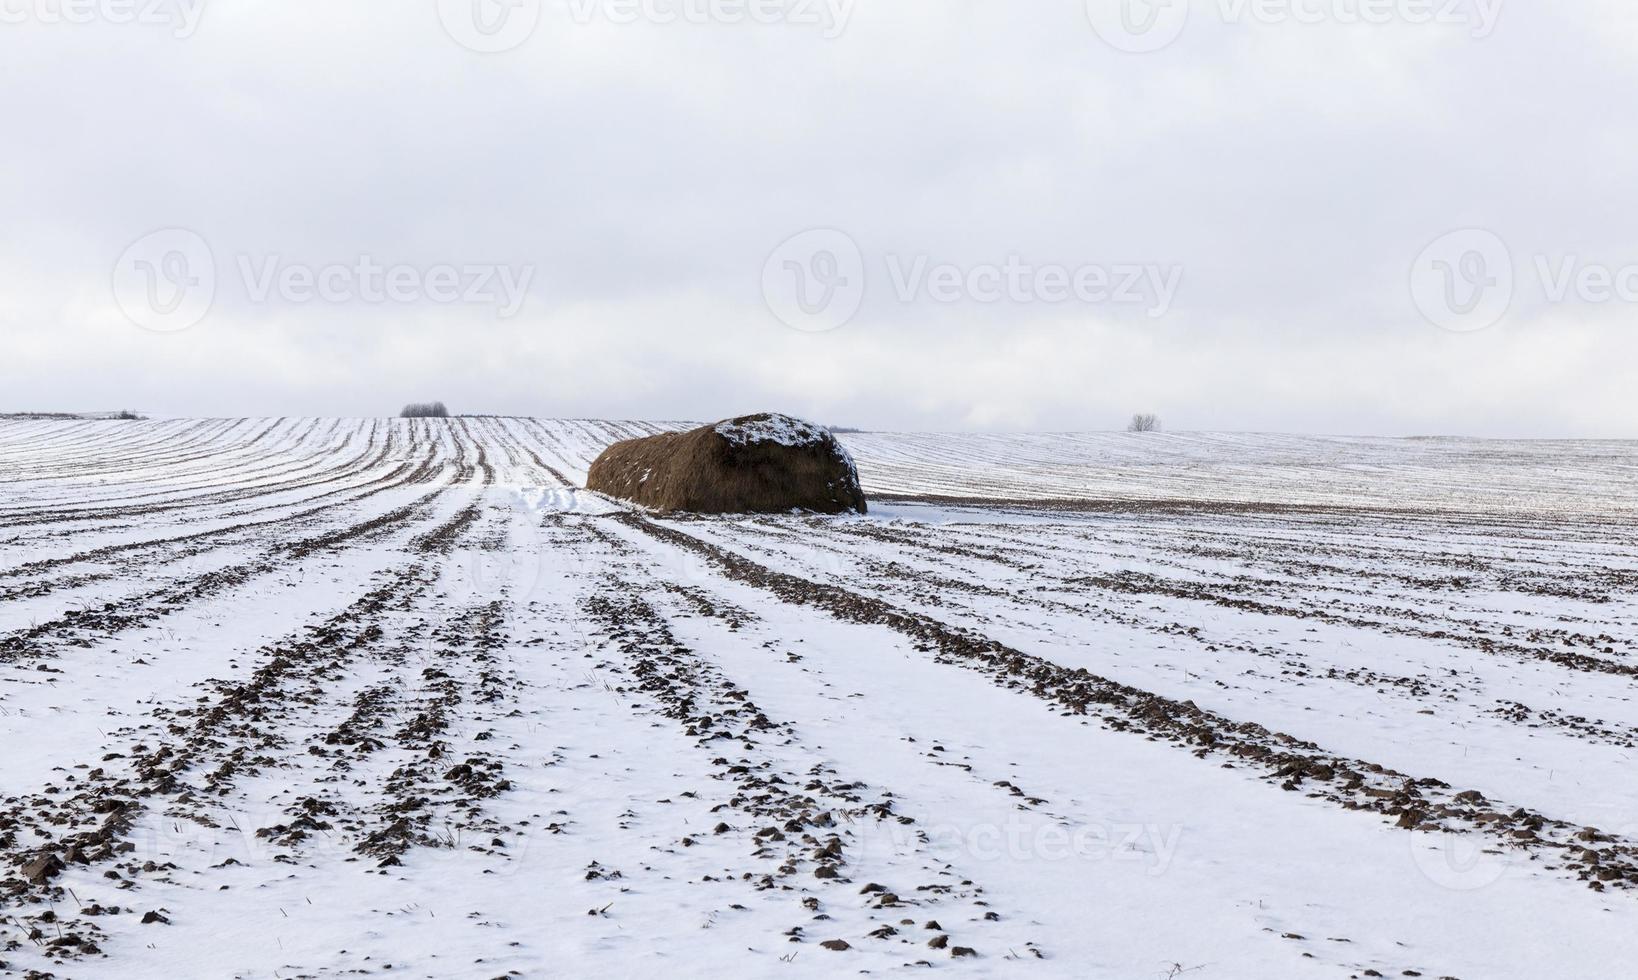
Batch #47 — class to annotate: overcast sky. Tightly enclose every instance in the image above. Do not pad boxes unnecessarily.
[3,0,1636,435]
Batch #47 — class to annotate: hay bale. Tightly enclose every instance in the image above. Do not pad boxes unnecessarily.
[587,413,866,515]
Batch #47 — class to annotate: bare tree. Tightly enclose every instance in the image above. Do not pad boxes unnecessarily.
[400,401,451,418]
[1128,412,1161,433]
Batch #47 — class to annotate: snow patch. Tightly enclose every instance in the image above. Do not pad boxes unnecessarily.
[511,485,625,515]
[714,413,830,449]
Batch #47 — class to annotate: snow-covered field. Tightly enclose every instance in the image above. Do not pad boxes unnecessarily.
[2,418,1636,979]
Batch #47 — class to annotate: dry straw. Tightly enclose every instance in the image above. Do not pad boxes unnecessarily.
[588,413,866,515]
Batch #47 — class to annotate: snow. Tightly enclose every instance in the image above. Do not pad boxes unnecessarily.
[713,413,832,449]
[1,418,1635,979]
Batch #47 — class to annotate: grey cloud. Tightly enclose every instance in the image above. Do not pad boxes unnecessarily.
[2,0,1636,435]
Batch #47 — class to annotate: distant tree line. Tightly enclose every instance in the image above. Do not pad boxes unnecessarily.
[400,402,451,418]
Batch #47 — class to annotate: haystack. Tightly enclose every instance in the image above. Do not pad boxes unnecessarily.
[587,413,866,515]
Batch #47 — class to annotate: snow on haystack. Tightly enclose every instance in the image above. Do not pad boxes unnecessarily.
[714,413,829,448]
[716,413,858,480]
